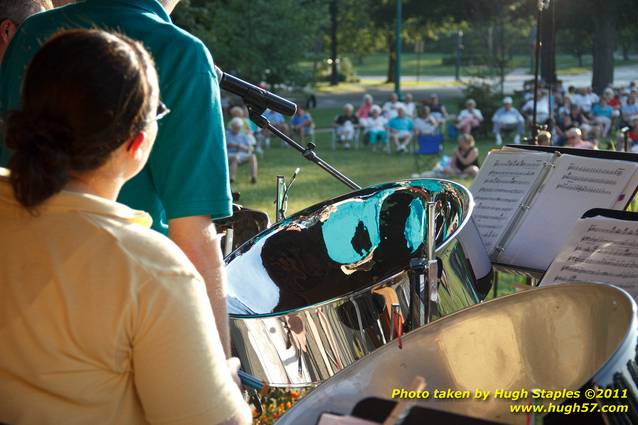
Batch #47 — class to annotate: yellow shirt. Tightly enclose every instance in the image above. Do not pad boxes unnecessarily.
[0,169,249,425]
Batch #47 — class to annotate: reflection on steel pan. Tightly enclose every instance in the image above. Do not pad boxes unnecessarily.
[277,283,638,425]
[226,179,493,387]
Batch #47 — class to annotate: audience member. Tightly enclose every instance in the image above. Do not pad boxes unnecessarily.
[0,29,250,425]
[456,99,483,135]
[262,108,289,147]
[226,117,257,184]
[428,93,448,123]
[557,95,572,117]
[492,96,525,145]
[568,105,592,134]
[0,0,52,64]
[604,87,621,110]
[618,115,638,152]
[413,106,439,136]
[621,92,638,124]
[291,106,314,143]
[537,130,552,146]
[522,89,551,125]
[362,105,388,152]
[572,87,598,115]
[228,105,254,136]
[564,85,576,103]
[566,127,595,149]
[333,103,360,149]
[357,94,374,119]
[387,106,413,152]
[382,92,404,119]
[403,93,416,118]
[443,134,480,178]
[591,97,614,138]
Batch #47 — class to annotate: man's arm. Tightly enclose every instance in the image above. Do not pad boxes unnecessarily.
[168,216,231,356]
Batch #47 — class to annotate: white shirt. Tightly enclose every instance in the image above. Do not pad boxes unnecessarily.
[363,116,387,132]
[382,101,405,119]
[458,108,484,122]
[522,97,550,115]
[573,93,599,113]
[413,116,438,134]
[403,101,416,118]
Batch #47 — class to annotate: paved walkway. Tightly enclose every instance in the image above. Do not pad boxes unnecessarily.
[316,64,638,107]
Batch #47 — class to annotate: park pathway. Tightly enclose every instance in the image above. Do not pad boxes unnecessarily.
[317,64,638,107]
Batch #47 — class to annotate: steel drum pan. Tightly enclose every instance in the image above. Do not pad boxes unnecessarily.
[276,283,638,425]
[226,179,493,387]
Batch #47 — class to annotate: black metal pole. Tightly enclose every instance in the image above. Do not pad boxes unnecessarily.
[532,6,543,141]
[249,110,361,190]
[329,0,338,86]
[548,0,556,136]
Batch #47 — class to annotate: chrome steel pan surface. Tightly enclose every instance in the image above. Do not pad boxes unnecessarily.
[226,179,493,386]
[277,283,638,425]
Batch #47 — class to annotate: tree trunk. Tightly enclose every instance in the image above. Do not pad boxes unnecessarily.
[386,34,396,84]
[329,0,338,86]
[540,2,556,84]
[591,2,616,93]
[576,52,583,67]
[622,45,630,61]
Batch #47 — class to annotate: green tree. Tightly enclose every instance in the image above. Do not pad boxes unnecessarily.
[618,26,638,61]
[173,0,325,86]
[556,0,638,92]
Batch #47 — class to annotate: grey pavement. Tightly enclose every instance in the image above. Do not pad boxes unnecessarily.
[315,64,638,107]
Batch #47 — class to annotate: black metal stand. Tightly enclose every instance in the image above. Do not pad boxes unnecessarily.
[248,107,361,191]
[531,7,543,142]
[407,258,428,331]
[532,1,551,143]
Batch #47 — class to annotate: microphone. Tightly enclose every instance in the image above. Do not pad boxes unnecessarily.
[220,72,297,117]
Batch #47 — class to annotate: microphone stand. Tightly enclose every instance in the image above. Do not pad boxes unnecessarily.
[248,106,361,191]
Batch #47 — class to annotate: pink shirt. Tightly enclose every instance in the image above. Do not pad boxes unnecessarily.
[357,103,372,118]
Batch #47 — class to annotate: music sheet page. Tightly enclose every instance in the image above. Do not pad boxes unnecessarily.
[470,150,553,255]
[541,216,638,300]
[498,155,638,270]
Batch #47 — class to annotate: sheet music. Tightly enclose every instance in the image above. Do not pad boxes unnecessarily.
[541,216,638,300]
[470,150,552,254]
[458,217,492,280]
[498,155,638,270]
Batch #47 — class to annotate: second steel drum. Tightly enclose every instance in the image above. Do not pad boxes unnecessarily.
[226,179,493,387]
[277,283,638,425]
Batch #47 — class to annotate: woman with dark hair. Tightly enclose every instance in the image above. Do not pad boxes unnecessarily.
[0,29,250,425]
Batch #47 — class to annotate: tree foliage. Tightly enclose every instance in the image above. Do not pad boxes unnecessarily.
[171,0,638,91]
[173,0,325,85]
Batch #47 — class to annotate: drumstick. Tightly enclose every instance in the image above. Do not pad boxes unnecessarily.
[383,376,427,425]
[238,370,270,395]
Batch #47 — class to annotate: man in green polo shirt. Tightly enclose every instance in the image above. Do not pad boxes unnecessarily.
[0,0,234,355]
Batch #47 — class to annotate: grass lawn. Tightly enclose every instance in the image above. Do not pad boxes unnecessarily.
[230,104,538,310]
[233,121,481,219]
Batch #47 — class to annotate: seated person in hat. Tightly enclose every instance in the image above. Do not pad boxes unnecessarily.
[492,96,525,145]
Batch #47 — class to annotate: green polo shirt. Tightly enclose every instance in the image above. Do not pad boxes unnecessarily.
[0,0,233,234]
